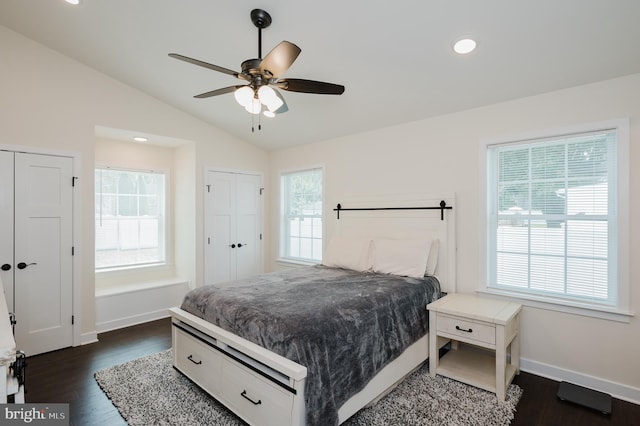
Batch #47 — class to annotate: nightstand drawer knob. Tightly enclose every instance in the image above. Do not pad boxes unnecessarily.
[455,325,473,333]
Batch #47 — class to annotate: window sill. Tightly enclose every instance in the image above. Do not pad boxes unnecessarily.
[96,262,168,276]
[477,288,634,323]
[276,258,320,268]
[95,278,188,298]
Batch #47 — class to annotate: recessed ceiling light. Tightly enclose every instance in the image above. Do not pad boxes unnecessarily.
[453,38,477,55]
[133,136,148,142]
[65,0,81,5]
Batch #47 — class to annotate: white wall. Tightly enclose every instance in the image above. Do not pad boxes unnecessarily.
[268,73,640,402]
[0,25,268,341]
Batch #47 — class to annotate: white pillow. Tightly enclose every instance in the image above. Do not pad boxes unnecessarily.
[322,237,373,272]
[372,239,431,278]
[425,239,440,276]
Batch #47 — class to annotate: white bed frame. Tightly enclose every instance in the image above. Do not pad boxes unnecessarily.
[170,194,456,426]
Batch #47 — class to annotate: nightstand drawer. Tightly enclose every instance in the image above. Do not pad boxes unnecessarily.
[437,314,495,346]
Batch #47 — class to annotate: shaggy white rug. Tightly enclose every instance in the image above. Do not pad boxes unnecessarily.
[95,350,522,426]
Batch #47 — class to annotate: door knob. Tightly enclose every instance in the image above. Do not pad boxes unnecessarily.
[17,262,37,270]
[229,244,236,248]
[1,264,10,271]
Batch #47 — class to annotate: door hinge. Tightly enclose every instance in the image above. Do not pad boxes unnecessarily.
[207,237,211,245]
[260,233,263,240]
[206,184,211,193]
[72,246,75,256]
[72,176,78,187]
[71,315,74,325]
[259,188,264,195]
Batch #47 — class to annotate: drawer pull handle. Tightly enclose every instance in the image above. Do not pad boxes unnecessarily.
[187,355,202,365]
[241,390,262,405]
[455,325,473,333]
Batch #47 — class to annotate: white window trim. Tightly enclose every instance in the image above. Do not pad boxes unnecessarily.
[95,166,171,272]
[477,118,632,323]
[279,166,325,265]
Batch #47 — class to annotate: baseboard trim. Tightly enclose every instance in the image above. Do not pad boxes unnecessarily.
[81,331,98,346]
[96,309,170,334]
[520,357,640,405]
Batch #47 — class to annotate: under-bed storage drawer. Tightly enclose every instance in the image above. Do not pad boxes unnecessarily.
[173,327,222,395]
[220,357,294,426]
[173,321,297,426]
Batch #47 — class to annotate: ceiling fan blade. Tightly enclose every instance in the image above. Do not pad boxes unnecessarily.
[194,85,244,99]
[272,88,288,114]
[259,41,301,79]
[278,78,345,95]
[169,53,243,79]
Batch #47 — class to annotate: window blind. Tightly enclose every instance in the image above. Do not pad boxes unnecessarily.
[486,129,617,305]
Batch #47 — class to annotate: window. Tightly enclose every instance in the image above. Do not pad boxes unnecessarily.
[482,121,629,319]
[95,168,166,270]
[280,168,323,263]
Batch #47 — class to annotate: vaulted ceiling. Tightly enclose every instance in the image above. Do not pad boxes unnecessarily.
[2,1,640,150]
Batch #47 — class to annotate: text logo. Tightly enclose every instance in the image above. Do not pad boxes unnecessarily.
[1,404,69,425]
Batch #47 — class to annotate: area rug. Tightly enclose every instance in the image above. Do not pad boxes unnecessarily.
[95,350,522,426]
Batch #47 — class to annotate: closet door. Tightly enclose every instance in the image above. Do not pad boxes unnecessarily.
[205,171,262,285]
[0,151,74,356]
[14,153,73,355]
[235,173,262,280]
[206,171,237,284]
[0,151,15,311]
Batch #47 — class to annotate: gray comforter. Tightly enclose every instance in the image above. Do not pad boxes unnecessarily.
[180,265,441,425]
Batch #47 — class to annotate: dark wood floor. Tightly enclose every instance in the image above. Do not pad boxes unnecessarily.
[24,318,639,426]
[25,318,171,426]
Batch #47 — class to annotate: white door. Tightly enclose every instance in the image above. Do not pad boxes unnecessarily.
[235,173,262,280]
[206,171,236,284]
[205,171,262,285]
[0,152,74,356]
[0,151,15,311]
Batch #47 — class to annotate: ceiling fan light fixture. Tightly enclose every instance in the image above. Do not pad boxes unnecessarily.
[234,86,254,107]
[258,85,284,112]
[258,85,276,103]
[244,98,262,114]
[267,97,284,112]
[263,110,276,118]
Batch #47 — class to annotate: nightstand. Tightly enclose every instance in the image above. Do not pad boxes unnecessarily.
[427,293,521,400]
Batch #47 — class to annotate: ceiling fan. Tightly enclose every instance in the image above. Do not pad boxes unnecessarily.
[169,8,345,121]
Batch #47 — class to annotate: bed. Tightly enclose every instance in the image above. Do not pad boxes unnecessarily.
[170,195,456,426]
